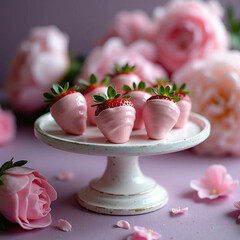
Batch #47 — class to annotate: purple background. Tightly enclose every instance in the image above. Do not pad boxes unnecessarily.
[0,0,240,90]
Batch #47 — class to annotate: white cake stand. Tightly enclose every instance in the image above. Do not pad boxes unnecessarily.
[34,112,210,215]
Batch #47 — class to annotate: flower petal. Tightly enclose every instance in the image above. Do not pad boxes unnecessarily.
[58,219,72,232]
[116,220,130,229]
[56,170,75,181]
[171,207,188,215]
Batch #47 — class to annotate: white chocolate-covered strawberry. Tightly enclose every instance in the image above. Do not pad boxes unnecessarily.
[123,81,151,130]
[109,63,141,95]
[93,86,135,143]
[78,74,108,126]
[143,85,180,140]
[173,83,192,128]
[44,82,87,135]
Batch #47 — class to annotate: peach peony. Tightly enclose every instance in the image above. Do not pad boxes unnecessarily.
[80,37,167,87]
[153,0,229,73]
[6,26,70,114]
[173,50,240,156]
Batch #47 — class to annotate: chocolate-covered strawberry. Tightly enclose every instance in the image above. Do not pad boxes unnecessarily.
[109,63,141,94]
[143,85,180,140]
[173,83,192,128]
[78,74,108,126]
[92,86,135,144]
[123,81,151,130]
[44,82,87,135]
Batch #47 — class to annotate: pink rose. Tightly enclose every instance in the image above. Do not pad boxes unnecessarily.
[6,26,70,114]
[0,166,57,229]
[153,0,229,73]
[80,37,167,86]
[172,50,240,156]
[100,10,155,45]
[0,106,16,145]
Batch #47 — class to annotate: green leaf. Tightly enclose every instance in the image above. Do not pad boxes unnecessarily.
[90,74,97,85]
[152,87,158,95]
[0,179,4,186]
[78,79,90,87]
[98,93,107,99]
[92,95,106,103]
[123,85,131,92]
[179,83,186,92]
[133,82,137,90]
[12,160,28,167]
[107,86,116,99]
[165,86,170,95]
[100,76,109,85]
[52,84,60,95]
[122,95,131,99]
[160,85,165,95]
[0,158,14,176]
[138,81,145,90]
[43,92,54,99]
[114,94,121,99]
[63,82,70,92]
[145,87,152,93]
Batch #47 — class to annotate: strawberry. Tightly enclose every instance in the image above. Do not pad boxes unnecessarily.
[78,74,108,126]
[172,83,192,128]
[123,81,151,130]
[92,86,135,143]
[109,63,141,95]
[143,85,180,140]
[44,82,87,135]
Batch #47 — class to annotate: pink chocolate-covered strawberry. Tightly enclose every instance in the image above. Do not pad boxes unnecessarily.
[109,63,141,95]
[44,82,87,135]
[78,74,108,126]
[173,83,192,128]
[123,81,151,130]
[92,86,135,143]
[143,85,180,140]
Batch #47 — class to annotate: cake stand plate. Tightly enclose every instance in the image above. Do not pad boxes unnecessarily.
[34,112,210,215]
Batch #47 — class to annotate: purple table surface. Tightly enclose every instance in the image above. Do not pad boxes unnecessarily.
[0,124,240,240]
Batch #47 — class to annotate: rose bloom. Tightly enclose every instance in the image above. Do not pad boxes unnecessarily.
[153,0,228,73]
[0,106,16,145]
[100,10,155,45]
[173,50,240,156]
[80,37,167,87]
[0,166,57,230]
[6,26,70,114]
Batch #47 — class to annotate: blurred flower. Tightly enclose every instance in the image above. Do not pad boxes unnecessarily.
[80,37,167,86]
[6,26,70,114]
[0,106,16,145]
[0,158,57,230]
[100,10,155,45]
[173,50,240,156]
[127,226,161,240]
[190,164,238,199]
[153,0,228,73]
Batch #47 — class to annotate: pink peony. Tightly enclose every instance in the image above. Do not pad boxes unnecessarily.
[0,106,16,145]
[0,166,57,230]
[190,165,238,199]
[100,10,155,45]
[127,226,161,240]
[173,50,240,156]
[6,26,70,114]
[80,37,167,87]
[153,0,228,73]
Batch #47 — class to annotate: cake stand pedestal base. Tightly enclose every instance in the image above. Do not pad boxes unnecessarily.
[77,156,168,215]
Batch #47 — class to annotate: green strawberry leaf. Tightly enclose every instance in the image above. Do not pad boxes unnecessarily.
[0,158,13,176]
[12,160,28,167]
[90,74,97,85]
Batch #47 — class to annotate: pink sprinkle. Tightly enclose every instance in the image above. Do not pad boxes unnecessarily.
[116,220,130,229]
[171,207,188,215]
[58,219,72,232]
[56,170,75,181]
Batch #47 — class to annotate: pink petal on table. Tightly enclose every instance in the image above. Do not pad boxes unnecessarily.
[116,220,130,229]
[56,170,75,181]
[126,226,161,240]
[58,219,72,232]
[190,164,238,199]
[171,207,188,215]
